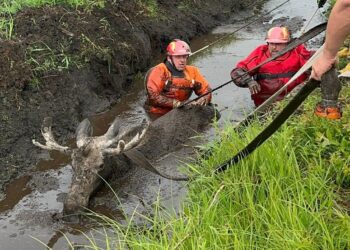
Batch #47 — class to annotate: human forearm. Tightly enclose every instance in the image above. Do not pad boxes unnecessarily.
[148,90,176,108]
[311,0,350,80]
[323,0,350,59]
[230,68,251,87]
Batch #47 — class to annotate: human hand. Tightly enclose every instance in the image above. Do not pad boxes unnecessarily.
[173,100,183,108]
[247,80,261,95]
[311,52,337,81]
[190,96,210,106]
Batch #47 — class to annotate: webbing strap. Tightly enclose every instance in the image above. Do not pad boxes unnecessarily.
[215,78,320,173]
[254,71,296,80]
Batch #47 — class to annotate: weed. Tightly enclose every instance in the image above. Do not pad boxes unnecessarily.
[80,33,112,71]
[0,0,106,39]
[29,77,41,90]
[0,0,105,15]
[133,71,144,82]
[73,79,350,249]
[99,17,110,32]
[0,14,14,39]
[338,57,349,70]
[25,42,82,80]
[136,0,160,18]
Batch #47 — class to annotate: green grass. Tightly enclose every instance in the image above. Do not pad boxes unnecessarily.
[324,0,337,16]
[25,42,83,85]
[0,0,104,14]
[63,81,350,249]
[136,0,168,20]
[0,0,105,39]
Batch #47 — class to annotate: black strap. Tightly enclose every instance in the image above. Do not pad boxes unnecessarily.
[254,71,296,81]
[124,149,190,181]
[215,78,320,173]
[165,60,185,77]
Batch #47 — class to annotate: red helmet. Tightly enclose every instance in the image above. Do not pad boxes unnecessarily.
[166,39,191,56]
[266,26,290,43]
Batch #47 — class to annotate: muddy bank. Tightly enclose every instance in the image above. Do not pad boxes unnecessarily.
[0,1,258,200]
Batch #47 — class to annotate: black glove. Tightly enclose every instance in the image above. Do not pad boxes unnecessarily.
[317,0,327,8]
[247,80,261,95]
[231,68,252,87]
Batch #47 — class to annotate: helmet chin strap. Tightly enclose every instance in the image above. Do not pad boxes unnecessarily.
[165,57,185,77]
[169,56,180,71]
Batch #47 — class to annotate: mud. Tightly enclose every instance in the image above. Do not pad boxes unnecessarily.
[59,104,217,218]
[0,0,256,200]
[0,0,330,247]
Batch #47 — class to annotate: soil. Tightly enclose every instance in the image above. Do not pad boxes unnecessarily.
[0,0,257,200]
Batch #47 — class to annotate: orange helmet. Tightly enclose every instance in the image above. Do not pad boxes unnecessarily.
[266,26,290,43]
[166,39,191,56]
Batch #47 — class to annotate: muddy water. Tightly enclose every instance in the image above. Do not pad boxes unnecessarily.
[0,0,326,249]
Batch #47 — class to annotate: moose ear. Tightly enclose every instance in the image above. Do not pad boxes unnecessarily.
[76,118,92,148]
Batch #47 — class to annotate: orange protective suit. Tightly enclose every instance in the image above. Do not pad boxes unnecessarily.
[145,62,212,115]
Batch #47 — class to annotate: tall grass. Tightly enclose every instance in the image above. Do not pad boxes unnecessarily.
[67,81,350,249]
[0,0,104,14]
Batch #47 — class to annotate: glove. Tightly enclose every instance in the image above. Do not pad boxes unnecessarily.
[247,80,261,95]
[231,68,253,87]
[190,96,210,106]
[317,0,327,8]
[173,100,183,108]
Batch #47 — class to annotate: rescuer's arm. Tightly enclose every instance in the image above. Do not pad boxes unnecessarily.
[231,67,261,95]
[311,0,350,80]
[192,68,212,105]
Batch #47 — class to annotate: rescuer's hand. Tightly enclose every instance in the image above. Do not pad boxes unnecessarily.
[191,96,210,106]
[310,53,337,81]
[173,100,183,108]
[247,80,261,95]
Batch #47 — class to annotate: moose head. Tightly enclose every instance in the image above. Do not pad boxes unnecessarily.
[33,116,148,217]
[33,105,218,219]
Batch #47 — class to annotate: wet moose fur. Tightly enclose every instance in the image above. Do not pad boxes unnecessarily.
[33,105,218,218]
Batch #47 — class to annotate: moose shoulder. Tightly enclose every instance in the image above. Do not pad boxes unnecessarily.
[33,105,218,219]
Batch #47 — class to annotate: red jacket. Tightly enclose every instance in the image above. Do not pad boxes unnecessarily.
[145,62,212,115]
[233,44,312,106]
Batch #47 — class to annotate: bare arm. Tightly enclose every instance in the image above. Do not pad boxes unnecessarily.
[311,0,350,80]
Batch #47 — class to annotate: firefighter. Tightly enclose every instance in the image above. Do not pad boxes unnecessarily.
[230,26,313,107]
[145,39,212,116]
[311,0,350,119]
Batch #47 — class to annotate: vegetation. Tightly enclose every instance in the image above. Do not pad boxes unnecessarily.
[52,1,350,248]
[55,79,350,249]
[7,0,349,248]
[0,0,104,14]
[324,0,336,16]
[25,42,81,77]
[0,0,104,39]
[137,0,159,18]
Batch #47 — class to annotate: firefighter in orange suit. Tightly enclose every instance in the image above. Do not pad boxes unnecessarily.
[145,39,212,116]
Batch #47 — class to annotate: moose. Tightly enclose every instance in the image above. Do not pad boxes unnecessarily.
[33,105,218,218]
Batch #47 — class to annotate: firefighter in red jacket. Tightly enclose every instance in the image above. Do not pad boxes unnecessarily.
[145,39,212,116]
[230,26,313,107]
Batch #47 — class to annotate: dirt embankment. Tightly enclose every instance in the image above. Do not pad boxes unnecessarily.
[0,0,256,199]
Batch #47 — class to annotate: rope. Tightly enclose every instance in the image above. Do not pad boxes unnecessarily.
[190,0,290,56]
[300,8,319,34]
[179,22,327,108]
[215,78,320,173]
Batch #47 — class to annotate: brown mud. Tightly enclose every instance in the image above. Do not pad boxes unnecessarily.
[0,0,257,200]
